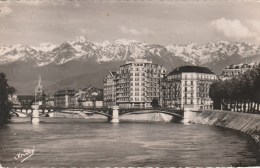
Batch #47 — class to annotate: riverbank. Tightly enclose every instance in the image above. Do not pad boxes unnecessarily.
[189,110,260,149]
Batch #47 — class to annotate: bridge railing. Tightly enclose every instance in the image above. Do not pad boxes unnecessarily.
[118,107,184,116]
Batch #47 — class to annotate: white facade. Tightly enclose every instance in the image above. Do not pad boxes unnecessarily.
[163,66,217,110]
[103,71,117,108]
[104,59,166,108]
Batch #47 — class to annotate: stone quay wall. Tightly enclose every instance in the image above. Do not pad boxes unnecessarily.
[189,110,260,148]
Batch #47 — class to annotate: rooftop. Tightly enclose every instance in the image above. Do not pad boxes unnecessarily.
[126,59,152,64]
[54,89,77,96]
[17,95,35,100]
[225,63,257,69]
[167,65,215,76]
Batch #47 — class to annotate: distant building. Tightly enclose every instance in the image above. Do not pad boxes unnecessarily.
[75,86,103,108]
[104,59,166,108]
[9,94,19,105]
[45,96,55,107]
[103,71,117,108]
[95,101,103,107]
[54,89,78,108]
[220,63,257,80]
[17,95,35,108]
[162,65,217,110]
[80,101,103,108]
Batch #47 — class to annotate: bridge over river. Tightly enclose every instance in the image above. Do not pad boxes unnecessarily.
[11,105,184,123]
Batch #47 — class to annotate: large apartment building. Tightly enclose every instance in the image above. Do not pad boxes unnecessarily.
[103,59,166,108]
[162,65,217,110]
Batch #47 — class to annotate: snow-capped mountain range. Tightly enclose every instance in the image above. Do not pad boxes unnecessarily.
[1,36,260,67]
[166,41,260,65]
[1,36,260,94]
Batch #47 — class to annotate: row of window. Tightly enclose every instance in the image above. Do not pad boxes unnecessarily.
[125,92,159,96]
[184,81,193,85]
[183,99,212,105]
[119,67,165,74]
[168,74,216,80]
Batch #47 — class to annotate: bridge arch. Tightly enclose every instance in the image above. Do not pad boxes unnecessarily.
[81,110,112,118]
[119,109,184,119]
[10,110,31,117]
[10,111,19,117]
[44,109,112,118]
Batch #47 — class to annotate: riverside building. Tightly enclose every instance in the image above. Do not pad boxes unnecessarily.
[54,89,78,108]
[220,62,257,80]
[103,59,166,108]
[162,65,217,110]
[103,71,117,108]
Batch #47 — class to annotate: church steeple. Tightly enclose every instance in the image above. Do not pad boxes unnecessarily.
[38,75,42,89]
[35,75,44,101]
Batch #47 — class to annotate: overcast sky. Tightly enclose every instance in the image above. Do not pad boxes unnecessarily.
[0,0,260,46]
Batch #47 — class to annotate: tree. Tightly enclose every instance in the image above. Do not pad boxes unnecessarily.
[209,81,223,109]
[209,65,260,113]
[0,73,16,126]
[151,98,160,108]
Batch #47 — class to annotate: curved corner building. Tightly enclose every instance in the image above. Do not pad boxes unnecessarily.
[162,65,217,110]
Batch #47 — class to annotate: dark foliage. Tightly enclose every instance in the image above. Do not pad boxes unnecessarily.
[209,66,260,113]
[0,73,16,126]
[151,98,160,108]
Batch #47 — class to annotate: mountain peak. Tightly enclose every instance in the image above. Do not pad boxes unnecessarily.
[31,42,57,52]
[76,36,87,42]
[12,44,28,50]
[113,39,140,45]
[100,40,110,47]
[69,36,88,45]
[216,40,230,45]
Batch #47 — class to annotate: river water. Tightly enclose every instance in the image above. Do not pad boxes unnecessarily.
[0,117,259,167]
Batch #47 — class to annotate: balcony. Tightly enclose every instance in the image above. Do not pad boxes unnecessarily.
[183,84,194,87]
[183,90,194,93]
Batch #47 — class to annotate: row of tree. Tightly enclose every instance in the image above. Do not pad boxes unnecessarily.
[209,66,260,113]
[0,73,15,126]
